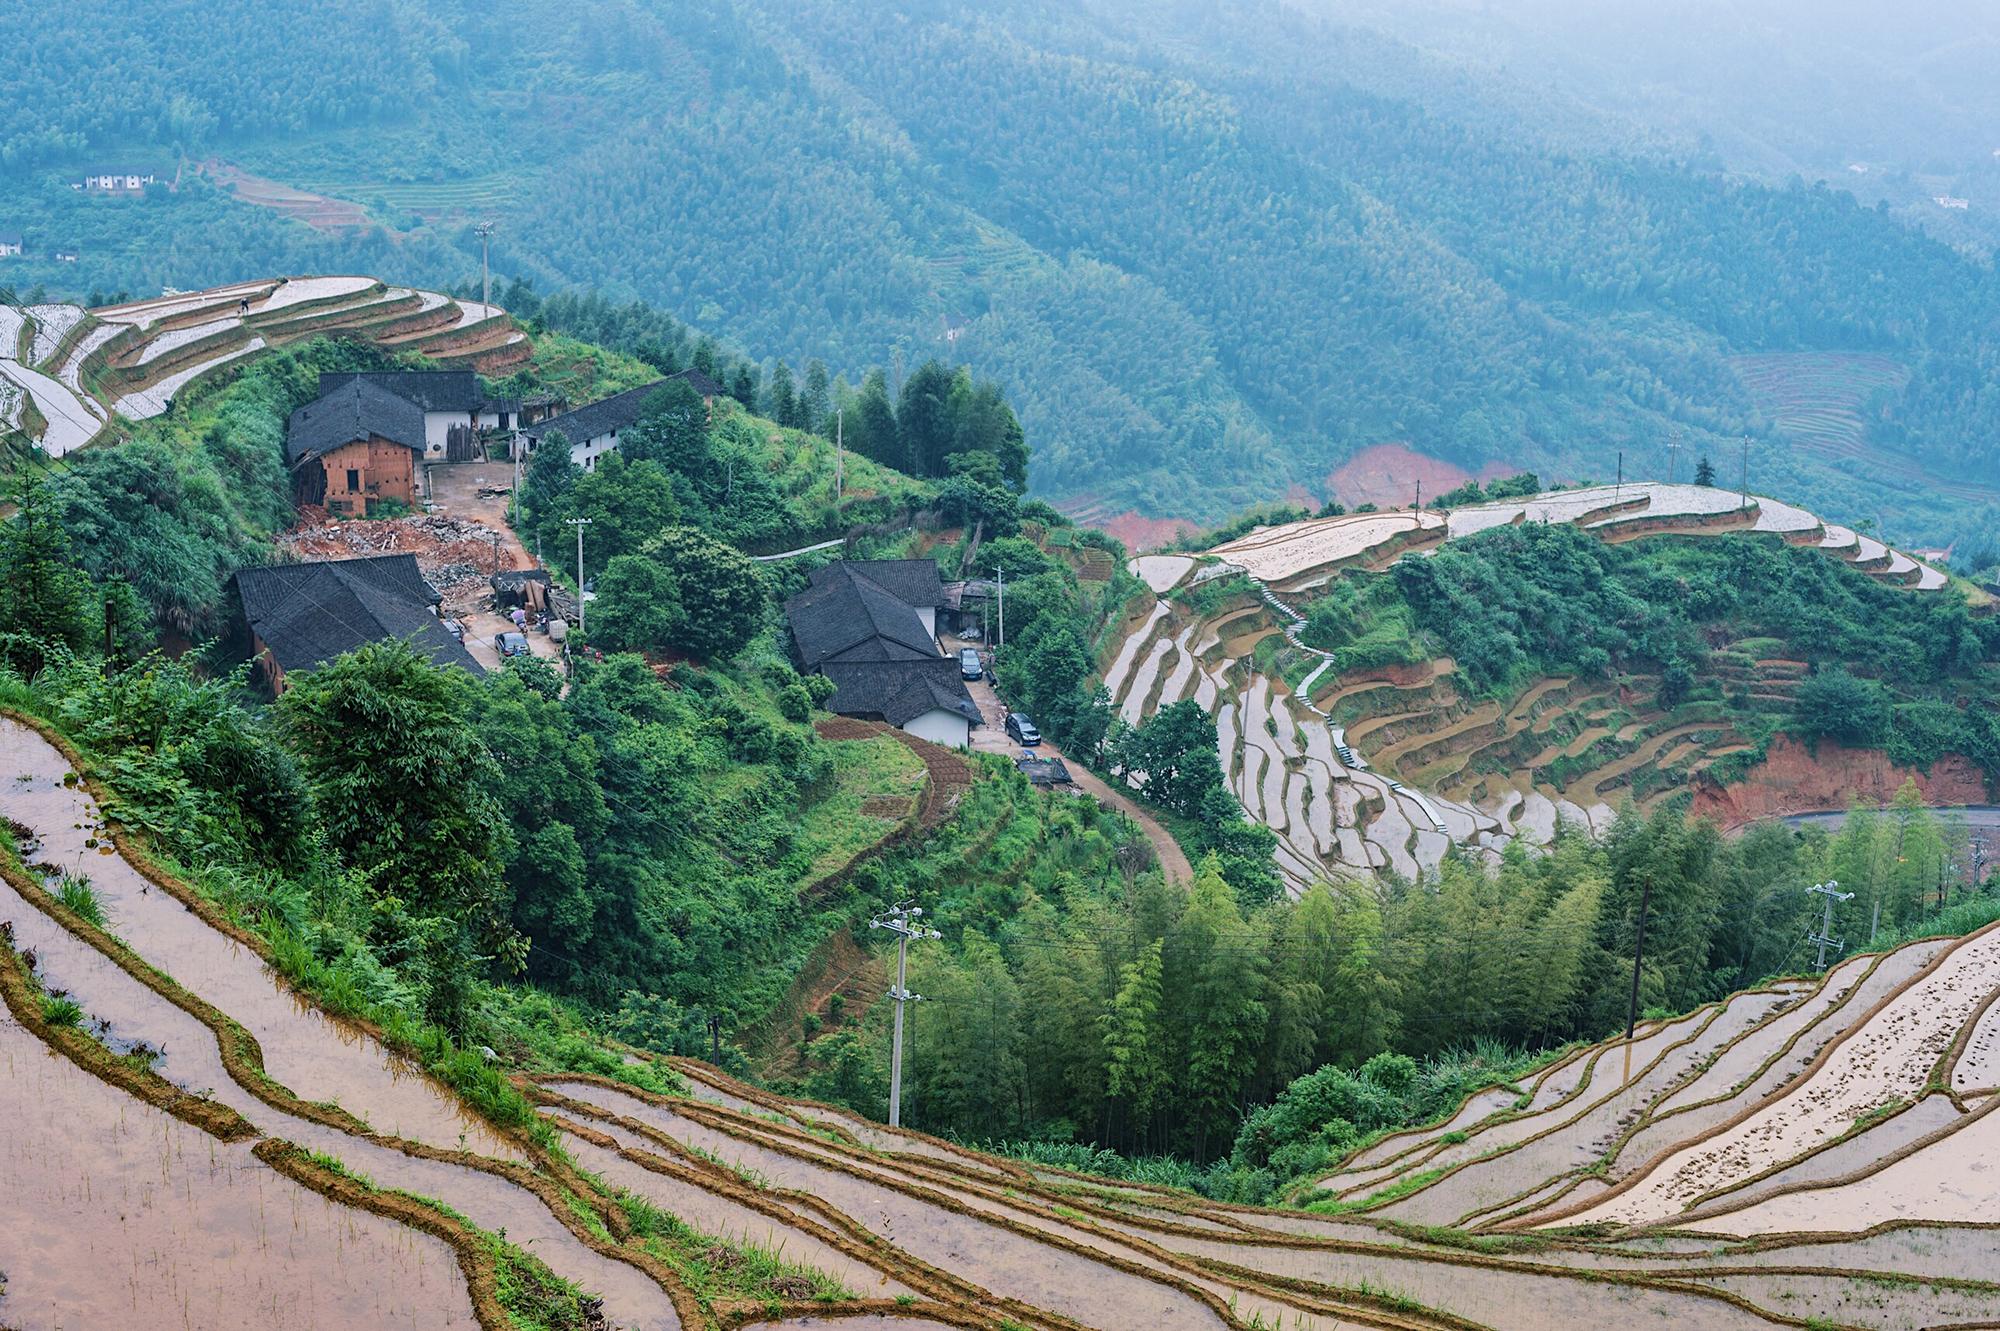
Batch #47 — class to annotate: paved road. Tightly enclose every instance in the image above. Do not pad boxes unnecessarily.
[945,634,1193,887]
[1778,806,2000,831]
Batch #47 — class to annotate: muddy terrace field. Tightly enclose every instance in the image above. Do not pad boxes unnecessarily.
[7,709,2000,1330]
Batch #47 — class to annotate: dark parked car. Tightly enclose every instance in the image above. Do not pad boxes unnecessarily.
[1005,712,1041,746]
[495,631,530,658]
[958,647,983,680]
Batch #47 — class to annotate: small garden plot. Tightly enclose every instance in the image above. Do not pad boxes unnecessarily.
[1564,932,1991,1227]
[0,1011,480,1331]
[790,733,926,893]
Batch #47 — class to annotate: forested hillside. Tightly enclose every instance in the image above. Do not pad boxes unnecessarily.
[6,0,2000,544]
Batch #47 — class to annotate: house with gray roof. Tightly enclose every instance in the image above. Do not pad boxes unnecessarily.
[784,561,979,748]
[231,554,481,695]
[285,378,427,514]
[520,368,726,471]
[318,370,521,459]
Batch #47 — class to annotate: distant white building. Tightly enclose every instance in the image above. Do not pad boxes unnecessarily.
[77,169,158,193]
[1936,195,1971,210]
[0,232,21,258]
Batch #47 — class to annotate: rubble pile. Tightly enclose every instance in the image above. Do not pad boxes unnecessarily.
[279,512,508,609]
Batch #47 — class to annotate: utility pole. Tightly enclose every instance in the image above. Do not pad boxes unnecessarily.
[1414,479,1422,514]
[1740,436,1750,507]
[834,406,844,504]
[1615,449,1623,505]
[1621,870,1656,1084]
[869,902,940,1128]
[1807,879,1854,969]
[474,221,496,309]
[993,565,1005,662]
[566,517,591,636]
[1665,431,1682,485]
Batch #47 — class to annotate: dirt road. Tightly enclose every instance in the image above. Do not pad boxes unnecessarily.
[945,634,1192,887]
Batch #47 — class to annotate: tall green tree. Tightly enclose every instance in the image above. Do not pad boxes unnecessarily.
[0,475,100,660]
[897,359,957,477]
[276,642,513,1029]
[1166,855,1270,1158]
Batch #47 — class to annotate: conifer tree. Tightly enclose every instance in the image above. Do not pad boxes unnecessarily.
[802,359,832,434]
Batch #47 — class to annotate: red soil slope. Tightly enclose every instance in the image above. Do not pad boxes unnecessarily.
[1327,442,1517,510]
[1692,734,1989,827]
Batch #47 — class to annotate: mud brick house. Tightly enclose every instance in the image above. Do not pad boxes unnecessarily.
[520,367,725,470]
[286,378,426,513]
[231,554,482,694]
[318,370,521,460]
[785,560,979,748]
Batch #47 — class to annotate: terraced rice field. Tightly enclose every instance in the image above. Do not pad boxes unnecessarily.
[24,703,1984,1328]
[1245,928,2000,1323]
[1,277,529,451]
[1107,481,1956,891]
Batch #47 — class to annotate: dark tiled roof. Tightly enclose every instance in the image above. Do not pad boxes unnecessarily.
[810,559,945,610]
[286,379,427,464]
[670,366,724,399]
[523,368,723,447]
[319,370,495,414]
[0,232,21,246]
[785,564,940,670]
[522,378,666,446]
[821,658,981,728]
[232,554,482,676]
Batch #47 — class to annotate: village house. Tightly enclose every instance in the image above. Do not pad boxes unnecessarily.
[520,367,724,470]
[285,378,426,514]
[75,169,158,192]
[230,553,482,695]
[784,560,980,748]
[0,232,21,258]
[318,370,520,460]
[52,248,79,263]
